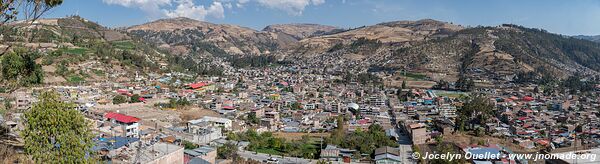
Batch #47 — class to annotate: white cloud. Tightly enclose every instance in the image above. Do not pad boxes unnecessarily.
[103,0,225,20]
[103,0,171,18]
[164,0,225,20]
[224,3,233,9]
[256,0,325,16]
[236,0,250,8]
[103,0,326,20]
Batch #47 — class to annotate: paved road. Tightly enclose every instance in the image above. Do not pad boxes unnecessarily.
[388,109,416,164]
[238,150,313,164]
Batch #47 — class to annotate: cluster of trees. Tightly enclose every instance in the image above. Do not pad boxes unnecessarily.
[229,55,280,68]
[337,72,382,85]
[112,94,150,105]
[562,74,596,93]
[349,37,382,53]
[228,129,319,159]
[1,49,44,87]
[495,24,600,71]
[428,136,466,164]
[245,112,259,124]
[21,91,95,163]
[327,116,398,156]
[217,142,239,159]
[455,76,475,92]
[456,95,495,134]
[328,37,383,53]
[168,56,224,76]
[153,98,191,108]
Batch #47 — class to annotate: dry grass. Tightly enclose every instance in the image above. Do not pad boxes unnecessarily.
[178,107,220,123]
[444,133,540,154]
[273,132,330,141]
[0,144,32,164]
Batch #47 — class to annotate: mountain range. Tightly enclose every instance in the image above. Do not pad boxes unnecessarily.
[574,35,600,43]
[2,16,600,85]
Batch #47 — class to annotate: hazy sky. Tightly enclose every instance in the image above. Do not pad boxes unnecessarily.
[44,0,600,35]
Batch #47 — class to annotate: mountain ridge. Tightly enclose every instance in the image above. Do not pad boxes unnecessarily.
[4,16,600,85]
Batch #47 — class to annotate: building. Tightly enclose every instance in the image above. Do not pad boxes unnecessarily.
[407,123,428,145]
[438,104,457,118]
[187,116,232,131]
[374,146,402,164]
[135,143,184,164]
[104,112,140,138]
[184,146,217,164]
[319,145,359,163]
[188,125,223,145]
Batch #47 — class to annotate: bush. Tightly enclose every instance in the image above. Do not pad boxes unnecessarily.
[112,95,127,105]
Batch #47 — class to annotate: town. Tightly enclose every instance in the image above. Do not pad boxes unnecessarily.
[2,0,600,164]
[2,54,600,164]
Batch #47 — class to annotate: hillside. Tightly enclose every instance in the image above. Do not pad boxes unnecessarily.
[574,35,600,43]
[126,17,297,56]
[4,16,599,85]
[0,16,169,84]
[282,19,465,56]
[262,23,339,39]
[280,22,600,83]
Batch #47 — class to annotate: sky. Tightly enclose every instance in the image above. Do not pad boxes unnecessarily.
[43,0,600,35]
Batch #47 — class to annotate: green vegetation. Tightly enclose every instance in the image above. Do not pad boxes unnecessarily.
[217,142,239,159]
[327,116,398,155]
[229,129,319,159]
[495,24,600,71]
[112,95,127,105]
[402,72,427,80]
[349,37,382,53]
[92,69,105,76]
[63,47,89,55]
[154,98,191,108]
[0,49,44,87]
[338,72,382,85]
[183,140,199,149]
[245,112,259,124]
[67,75,85,83]
[130,94,142,103]
[112,40,136,50]
[21,91,94,163]
[456,95,495,132]
[561,74,596,93]
[168,56,224,76]
[229,55,290,68]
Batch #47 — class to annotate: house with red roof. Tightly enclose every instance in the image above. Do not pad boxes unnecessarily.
[186,82,208,90]
[105,112,140,138]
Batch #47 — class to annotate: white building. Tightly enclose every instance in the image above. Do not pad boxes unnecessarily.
[187,116,232,130]
[438,104,457,118]
[105,112,140,138]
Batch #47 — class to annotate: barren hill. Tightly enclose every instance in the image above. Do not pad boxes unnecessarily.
[262,23,339,39]
[126,17,297,56]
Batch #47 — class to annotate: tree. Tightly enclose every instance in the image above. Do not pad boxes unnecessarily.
[218,142,238,159]
[21,91,94,163]
[112,95,127,104]
[182,140,198,150]
[1,0,63,25]
[130,94,141,103]
[401,80,407,89]
[456,95,494,133]
[1,50,44,86]
[246,112,259,124]
[1,0,63,55]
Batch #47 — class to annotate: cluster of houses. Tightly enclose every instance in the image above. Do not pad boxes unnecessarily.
[2,56,600,164]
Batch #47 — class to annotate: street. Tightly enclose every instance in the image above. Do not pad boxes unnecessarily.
[389,107,416,164]
[238,150,313,164]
